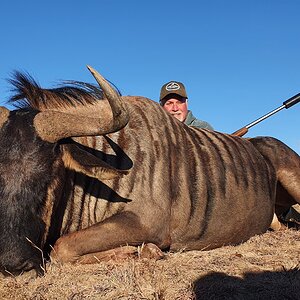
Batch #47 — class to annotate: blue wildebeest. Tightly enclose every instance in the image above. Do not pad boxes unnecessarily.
[0,66,299,276]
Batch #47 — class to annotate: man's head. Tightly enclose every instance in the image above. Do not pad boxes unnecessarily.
[159,81,188,122]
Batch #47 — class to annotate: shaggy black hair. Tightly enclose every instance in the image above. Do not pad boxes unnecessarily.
[7,71,121,110]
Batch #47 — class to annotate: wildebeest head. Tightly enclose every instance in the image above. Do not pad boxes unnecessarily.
[0,66,129,275]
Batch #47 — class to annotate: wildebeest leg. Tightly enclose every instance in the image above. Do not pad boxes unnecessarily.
[51,212,167,263]
[70,243,164,264]
[250,137,300,227]
[274,156,300,222]
[51,245,138,264]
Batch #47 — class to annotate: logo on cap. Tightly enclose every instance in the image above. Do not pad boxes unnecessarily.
[166,82,180,91]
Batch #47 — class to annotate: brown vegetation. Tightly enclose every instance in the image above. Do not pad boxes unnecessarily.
[0,229,299,299]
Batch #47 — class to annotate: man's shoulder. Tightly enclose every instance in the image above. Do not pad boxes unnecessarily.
[185,111,214,130]
[190,119,214,130]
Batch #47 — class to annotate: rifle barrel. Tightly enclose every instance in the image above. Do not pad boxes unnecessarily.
[232,92,300,136]
[244,104,285,130]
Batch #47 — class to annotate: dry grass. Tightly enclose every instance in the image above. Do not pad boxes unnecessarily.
[1,229,300,299]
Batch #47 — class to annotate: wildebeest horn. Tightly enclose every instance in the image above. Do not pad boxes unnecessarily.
[87,65,129,132]
[0,106,9,129]
[33,66,129,143]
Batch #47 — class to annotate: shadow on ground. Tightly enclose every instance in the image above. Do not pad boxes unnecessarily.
[193,267,300,300]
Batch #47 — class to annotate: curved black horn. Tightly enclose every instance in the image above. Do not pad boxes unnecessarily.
[33,67,129,143]
[87,65,129,132]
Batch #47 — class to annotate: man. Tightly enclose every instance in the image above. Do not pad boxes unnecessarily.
[159,81,213,130]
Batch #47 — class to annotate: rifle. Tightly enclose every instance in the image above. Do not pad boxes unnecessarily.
[232,93,300,137]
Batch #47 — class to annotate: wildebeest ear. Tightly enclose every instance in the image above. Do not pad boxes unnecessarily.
[61,144,129,180]
[0,106,9,129]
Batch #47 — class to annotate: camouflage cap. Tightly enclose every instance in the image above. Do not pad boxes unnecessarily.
[159,81,188,101]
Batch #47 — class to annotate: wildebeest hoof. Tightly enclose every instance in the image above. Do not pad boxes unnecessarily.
[138,243,165,260]
[50,239,79,264]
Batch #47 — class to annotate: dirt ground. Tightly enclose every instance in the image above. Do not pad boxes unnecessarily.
[0,229,299,300]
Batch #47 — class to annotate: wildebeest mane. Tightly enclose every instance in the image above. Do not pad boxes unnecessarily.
[7,71,121,111]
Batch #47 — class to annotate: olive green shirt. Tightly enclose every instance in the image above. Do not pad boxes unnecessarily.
[184,110,214,130]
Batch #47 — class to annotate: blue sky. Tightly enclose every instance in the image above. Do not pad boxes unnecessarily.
[1,1,299,153]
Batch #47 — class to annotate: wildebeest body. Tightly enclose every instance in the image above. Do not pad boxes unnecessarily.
[50,97,276,252]
[0,68,299,275]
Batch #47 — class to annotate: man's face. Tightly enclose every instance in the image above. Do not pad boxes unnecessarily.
[162,96,188,122]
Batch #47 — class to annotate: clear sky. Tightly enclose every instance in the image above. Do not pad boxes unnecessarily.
[1,1,299,153]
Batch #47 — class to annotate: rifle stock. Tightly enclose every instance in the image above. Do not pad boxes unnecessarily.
[231,127,248,137]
